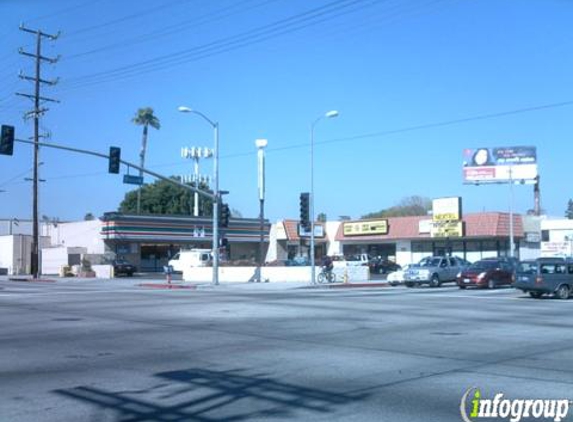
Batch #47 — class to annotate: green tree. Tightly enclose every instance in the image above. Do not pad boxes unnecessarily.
[362,195,432,219]
[119,177,213,215]
[566,199,573,219]
[317,212,327,222]
[132,107,161,214]
[84,212,95,221]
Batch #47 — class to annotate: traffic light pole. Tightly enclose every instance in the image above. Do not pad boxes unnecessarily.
[14,138,217,200]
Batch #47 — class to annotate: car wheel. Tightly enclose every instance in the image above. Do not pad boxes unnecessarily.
[429,274,440,288]
[405,282,414,288]
[556,285,570,300]
[459,285,466,289]
[529,291,543,299]
[128,272,134,277]
[488,279,495,289]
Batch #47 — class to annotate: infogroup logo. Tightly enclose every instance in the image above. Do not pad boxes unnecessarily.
[460,387,571,422]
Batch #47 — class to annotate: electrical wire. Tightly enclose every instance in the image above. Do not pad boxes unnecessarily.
[56,0,378,91]
[63,0,281,61]
[15,98,572,183]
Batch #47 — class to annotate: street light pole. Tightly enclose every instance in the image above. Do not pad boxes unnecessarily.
[509,166,515,258]
[178,106,220,286]
[310,110,339,285]
[255,138,268,283]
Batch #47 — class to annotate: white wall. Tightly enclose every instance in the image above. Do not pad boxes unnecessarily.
[41,246,87,275]
[266,222,279,262]
[395,241,412,266]
[325,221,342,256]
[183,265,369,283]
[540,218,573,257]
[0,235,48,275]
[0,236,15,274]
[49,220,105,253]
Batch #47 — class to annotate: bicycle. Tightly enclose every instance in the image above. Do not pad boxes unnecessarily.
[317,266,337,284]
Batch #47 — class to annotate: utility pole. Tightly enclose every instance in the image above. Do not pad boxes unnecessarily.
[16,25,59,278]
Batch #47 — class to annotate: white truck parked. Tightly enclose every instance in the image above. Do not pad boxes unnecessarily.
[168,249,212,273]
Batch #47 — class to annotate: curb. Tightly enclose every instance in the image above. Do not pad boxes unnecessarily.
[9,277,56,283]
[307,282,392,289]
[138,283,198,290]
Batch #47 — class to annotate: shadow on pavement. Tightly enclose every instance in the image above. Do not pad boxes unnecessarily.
[55,367,366,421]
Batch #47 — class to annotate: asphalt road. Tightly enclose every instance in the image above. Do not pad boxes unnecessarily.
[1,279,572,422]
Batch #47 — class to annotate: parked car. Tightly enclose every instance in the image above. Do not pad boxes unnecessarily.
[513,257,573,299]
[113,259,137,277]
[368,258,401,274]
[456,258,514,289]
[404,256,468,287]
[387,264,411,286]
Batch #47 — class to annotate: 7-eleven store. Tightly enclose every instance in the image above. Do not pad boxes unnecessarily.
[101,213,269,271]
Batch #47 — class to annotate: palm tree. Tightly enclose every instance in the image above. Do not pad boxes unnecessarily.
[132,107,161,214]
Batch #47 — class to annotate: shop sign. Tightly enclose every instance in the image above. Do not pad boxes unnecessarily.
[431,221,464,238]
[432,197,462,222]
[343,220,388,236]
[298,224,325,238]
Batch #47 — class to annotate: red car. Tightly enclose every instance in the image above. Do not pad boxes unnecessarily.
[456,258,514,289]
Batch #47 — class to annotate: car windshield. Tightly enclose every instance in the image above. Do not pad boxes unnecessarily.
[115,260,130,265]
[418,257,442,267]
[517,262,538,274]
[469,261,498,271]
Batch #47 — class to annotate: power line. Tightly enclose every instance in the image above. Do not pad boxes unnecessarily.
[63,0,280,61]
[24,98,573,183]
[56,0,378,91]
[64,0,189,38]
[24,0,110,24]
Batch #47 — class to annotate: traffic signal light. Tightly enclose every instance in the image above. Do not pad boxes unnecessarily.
[299,192,310,229]
[108,146,121,174]
[0,125,15,156]
[219,203,230,228]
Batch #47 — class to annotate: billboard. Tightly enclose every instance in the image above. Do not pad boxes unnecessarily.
[343,220,388,236]
[462,146,537,184]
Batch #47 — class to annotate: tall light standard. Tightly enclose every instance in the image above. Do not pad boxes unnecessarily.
[310,110,339,284]
[255,138,268,283]
[178,106,220,286]
[508,166,515,258]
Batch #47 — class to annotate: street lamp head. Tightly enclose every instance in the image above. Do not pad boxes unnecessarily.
[325,110,339,119]
[178,106,192,113]
[255,138,268,149]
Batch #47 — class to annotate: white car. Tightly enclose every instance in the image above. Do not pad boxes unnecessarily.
[386,264,411,286]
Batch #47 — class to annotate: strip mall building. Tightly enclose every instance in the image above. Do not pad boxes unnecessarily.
[0,210,550,275]
[268,212,542,265]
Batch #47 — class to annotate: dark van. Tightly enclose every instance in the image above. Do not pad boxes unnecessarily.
[513,258,573,299]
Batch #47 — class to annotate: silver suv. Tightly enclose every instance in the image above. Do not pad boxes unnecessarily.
[404,256,468,288]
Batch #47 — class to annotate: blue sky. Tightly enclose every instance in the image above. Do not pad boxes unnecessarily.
[0,0,571,223]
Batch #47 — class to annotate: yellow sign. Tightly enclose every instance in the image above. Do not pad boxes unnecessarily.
[343,220,388,236]
[431,221,464,238]
[432,197,462,222]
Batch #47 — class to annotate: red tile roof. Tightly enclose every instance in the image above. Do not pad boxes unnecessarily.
[335,212,523,242]
[282,220,328,243]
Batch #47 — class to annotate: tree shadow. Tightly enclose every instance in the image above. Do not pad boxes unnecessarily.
[55,367,366,421]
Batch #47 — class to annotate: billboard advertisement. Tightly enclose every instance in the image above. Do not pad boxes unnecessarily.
[462,146,537,184]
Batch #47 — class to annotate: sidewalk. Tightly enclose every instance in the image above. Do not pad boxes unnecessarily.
[0,275,393,291]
